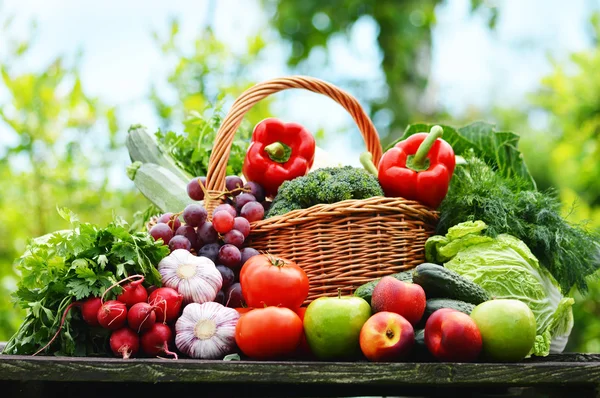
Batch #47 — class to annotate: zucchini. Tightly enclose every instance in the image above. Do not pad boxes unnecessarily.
[412,263,490,305]
[353,271,413,305]
[126,124,192,183]
[416,298,476,329]
[128,162,193,213]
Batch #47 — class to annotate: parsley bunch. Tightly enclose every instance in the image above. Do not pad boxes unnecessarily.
[2,209,169,356]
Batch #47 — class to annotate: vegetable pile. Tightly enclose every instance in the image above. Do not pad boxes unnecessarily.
[3,91,600,365]
[2,211,169,356]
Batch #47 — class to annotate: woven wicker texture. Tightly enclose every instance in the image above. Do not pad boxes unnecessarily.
[204,76,439,303]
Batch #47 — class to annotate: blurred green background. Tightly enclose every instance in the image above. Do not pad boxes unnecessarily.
[1,0,599,352]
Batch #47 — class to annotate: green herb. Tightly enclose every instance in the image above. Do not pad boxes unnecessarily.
[2,208,169,356]
[393,121,536,189]
[438,156,600,294]
[155,102,253,178]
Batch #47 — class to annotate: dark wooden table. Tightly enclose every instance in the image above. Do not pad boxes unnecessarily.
[1,342,599,398]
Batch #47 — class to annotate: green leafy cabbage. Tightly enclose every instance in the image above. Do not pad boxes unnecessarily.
[425,220,574,357]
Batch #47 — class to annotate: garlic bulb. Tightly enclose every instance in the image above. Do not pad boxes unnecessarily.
[158,249,222,304]
[175,302,240,359]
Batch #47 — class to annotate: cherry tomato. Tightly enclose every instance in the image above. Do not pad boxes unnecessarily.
[240,254,309,309]
[235,306,303,360]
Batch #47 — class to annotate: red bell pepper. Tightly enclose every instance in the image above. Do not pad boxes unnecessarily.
[242,118,316,197]
[377,125,455,209]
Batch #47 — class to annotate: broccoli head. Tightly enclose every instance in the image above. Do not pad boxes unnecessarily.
[266,166,384,218]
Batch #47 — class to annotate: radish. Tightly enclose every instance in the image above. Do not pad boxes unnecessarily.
[127,302,156,333]
[141,323,178,359]
[81,297,102,327]
[148,287,184,323]
[117,281,148,308]
[101,274,145,303]
[147,285,158,295]
[97,300,128,330]
[110,328,140,359]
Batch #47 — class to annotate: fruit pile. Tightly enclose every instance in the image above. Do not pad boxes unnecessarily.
[226,261,537,363]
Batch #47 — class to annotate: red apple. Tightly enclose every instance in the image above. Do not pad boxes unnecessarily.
[371,276,426,325]
[424,308,482,362]
[359,311,415,362]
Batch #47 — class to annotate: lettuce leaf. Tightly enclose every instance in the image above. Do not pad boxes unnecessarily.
[425,221,574,357]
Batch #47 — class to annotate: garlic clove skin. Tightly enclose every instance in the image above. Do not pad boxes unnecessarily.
[158,249,223,304]
[175,302,240,359]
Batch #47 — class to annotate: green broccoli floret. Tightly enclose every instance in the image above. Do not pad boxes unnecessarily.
[266,166,384,218]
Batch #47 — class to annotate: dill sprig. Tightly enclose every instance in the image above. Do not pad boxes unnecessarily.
[437,156,600,294]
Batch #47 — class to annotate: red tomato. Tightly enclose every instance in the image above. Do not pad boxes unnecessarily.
[240,254,309,309]
[235,306,303,360]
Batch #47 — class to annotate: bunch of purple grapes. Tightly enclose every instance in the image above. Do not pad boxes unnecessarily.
[148,175,272,308]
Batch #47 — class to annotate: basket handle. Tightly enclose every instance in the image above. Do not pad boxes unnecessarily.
[204,75,383,211]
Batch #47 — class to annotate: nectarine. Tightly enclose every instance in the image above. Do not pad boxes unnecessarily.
[371,276,426,326]
[359,311,414,362]
[424,308,482,362]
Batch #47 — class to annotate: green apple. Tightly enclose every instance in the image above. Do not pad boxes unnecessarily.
[470,299,536,362]
[304,295,371,360]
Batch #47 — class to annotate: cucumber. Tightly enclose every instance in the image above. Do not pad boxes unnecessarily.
[353,271,413,305]
[416,298,476,329]
[126,124,192,183]
[412,328,434,361]
[412,263,490,305]
[129,162,193,213]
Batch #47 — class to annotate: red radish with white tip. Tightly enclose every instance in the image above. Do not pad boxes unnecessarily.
[110,328,140,359]
[127,302,157,333]
[148,287,184,323]
[97,300,128,330]
[141,323,178,359]
[81,297,102,327]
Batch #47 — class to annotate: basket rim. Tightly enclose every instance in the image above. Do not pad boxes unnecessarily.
[251,195,439,231]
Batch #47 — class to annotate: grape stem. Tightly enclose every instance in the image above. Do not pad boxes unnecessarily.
[197,178,250,202]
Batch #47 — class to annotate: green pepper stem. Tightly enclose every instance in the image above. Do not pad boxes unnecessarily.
[359,152,378,176]
[412,125,443,167]
[264,141,292,163]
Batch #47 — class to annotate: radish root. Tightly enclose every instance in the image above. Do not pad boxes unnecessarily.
[156,342,178,360]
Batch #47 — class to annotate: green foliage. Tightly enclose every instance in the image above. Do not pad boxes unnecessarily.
[155,103,253,178]
[2,210,169,356]
[150,20,273,132]
[528,15,600,211]
[438,156,600,295]
[267,166,383,217]
[265,0,498,140]
[0,16,147,341]
[397,121,536,188]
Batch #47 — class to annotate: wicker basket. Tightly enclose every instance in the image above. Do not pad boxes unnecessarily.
[203,76,439,303]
